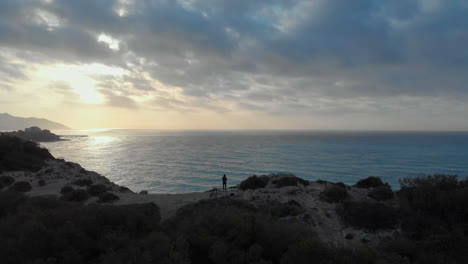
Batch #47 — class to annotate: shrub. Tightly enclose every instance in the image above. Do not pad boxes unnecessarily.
[397,174,468,239]
[0,193,163,264]
[71,178,93,186]
[319,185,348,203]
[272,176,309,188]
[61,189,89,202]
[354,177,387,188]
[0,190,26,217]
[165,197,314,263]
[334,182,347,189]
[337,201,399,231]
[38,179,46,186]
[9,181,32,192]
[60,185,74,194]
[316,180,328,185]
[368,186,394,201]
[0,135,54,172]
[399,174,458,190]
[265,200,303,218]
[239,175,270,190]
[87,184,110,196]
[0,175,15,187]
[280,239,381,264]
[98,192,120,203]
[119,186,133,193]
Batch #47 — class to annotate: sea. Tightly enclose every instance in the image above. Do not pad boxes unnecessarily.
[41,130,468,193]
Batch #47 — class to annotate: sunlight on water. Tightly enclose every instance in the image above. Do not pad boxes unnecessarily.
[43,130,468,193]
[91,136,116,145]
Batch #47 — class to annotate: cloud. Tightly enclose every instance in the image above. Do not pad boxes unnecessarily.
[0,0,467,125]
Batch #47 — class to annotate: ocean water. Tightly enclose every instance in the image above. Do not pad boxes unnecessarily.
[41,130,468,193]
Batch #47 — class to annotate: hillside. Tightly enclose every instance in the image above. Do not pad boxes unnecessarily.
[0,113,70,131]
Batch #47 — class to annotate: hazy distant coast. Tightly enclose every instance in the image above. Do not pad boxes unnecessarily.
[0,113,69,131]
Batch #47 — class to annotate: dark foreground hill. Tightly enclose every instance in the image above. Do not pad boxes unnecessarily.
[1,135,468,263]
[0,113,69,131]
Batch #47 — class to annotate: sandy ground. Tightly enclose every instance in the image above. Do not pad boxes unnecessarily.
[0,159,235,220]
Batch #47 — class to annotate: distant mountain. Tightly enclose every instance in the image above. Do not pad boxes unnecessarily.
[0,113,70,131]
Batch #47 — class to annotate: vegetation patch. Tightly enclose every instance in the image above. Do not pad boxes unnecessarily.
[165,197,315,263]
[368,186,394,201]
[119,186,133,193]
[315,179,328,184]
[72,178,93,186]
[262,200,304,218]
[272,176,310,188]
[354,176,388,188]
[60,185,74,194]
[239,175,270,190]
[38,179,46,186]
[337,201,399,231]
[98,192,120,203]
[9,181,32,192]
[0,135,54,172]
[61,189,89,202]
[397,174,468,239]
[87,184,110,196]
[334,182,347,188]
[319,185,348,203]
[0,194,161,264]
[0,175,15,188]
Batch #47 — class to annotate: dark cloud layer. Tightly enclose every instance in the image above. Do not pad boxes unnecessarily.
[0,0,467,118]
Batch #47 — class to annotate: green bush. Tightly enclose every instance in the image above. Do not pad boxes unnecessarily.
[98,192,120,203]
[337,201,399,231]
[319,185,348,203]
[239,175,270,190]
[87,184,110,196]
[9,181,32,192]
[354,177,387,188]
[368,186,394,201]
[272,176,309,188]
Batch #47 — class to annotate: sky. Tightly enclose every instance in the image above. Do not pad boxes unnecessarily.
[0,0,467,130]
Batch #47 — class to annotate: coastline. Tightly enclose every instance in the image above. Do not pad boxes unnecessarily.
[2,135,468,263]
[1,154,397,247]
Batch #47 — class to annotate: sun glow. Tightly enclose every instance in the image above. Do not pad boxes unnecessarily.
[37,63,126,105]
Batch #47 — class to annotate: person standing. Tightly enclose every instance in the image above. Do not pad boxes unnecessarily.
[222,174,227,191]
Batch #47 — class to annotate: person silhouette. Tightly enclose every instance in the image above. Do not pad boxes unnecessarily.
[222,174,227,191]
